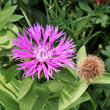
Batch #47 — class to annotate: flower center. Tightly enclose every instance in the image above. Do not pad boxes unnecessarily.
[34,45,53,62]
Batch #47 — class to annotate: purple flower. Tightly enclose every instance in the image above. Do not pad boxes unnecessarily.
[10,23,76,80]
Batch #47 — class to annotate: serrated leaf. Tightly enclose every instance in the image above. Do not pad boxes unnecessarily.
[0,89,19,110]
[18,77,33,100]
[58,80,89,110]
[53,67,76,83]
[3,0,11,9]
[6,22,19,33]
[79,2,92,13]
[0,5,17,30]
[4,65,20,83]
[77,46,87,62]
[10,14,24,22]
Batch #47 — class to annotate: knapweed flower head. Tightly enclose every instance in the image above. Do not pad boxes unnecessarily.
[10,22,76,80]
[77,55,105,83]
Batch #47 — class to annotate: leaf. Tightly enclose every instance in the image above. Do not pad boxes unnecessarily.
[105,58,110,72]
[9,78,21,94]
[0,68,6,82]
[19,84,49,110]
[95,73,110,84]
[0,5,17,30]
[77,46,87,62]
[44,98,58,110]
[74,18,88,45]
[58,80,89,110]
[6,22,19,33]
[3,0,11,9]
[18,77,33,100]
[101,46,110,57]
[43,80,64,93]
[32,85,49,110]
[0,49,11,57]
[43,0,49,6]
[22,0,29,4]
[0,30,15,50]
[9,14,24,22]
[53,67,76,83]
[0,69,20,99]
[4,65,20,83]
[65,92,90,110]
[0,89,19,110]
[96,14,109,27]
[65,64,77,79]
[79,2,92,13]
[0,0,3,7]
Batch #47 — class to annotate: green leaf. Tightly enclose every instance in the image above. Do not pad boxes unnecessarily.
[0,69,20,99]
[43,80,64,93]
[0,68,5,82]
[101,46,110,57]
[3,0,11,9]
[44,98,58,110]
[74,19,88,45]
[96,14,108,28]
[105,58,110,72]
[79,2,92,13]
[32,85,49,110]
[6,22,19,33]
[18,77,33,100]
[58,80,89,110]
[0,30,15,50]
[0,104,2,110]
[43,0,49,6]
[0,89,19,110]
[19,84,49,110]
[65,64,77,79]
[65,92,90,110]
[0,5,17,30]
[9,78,21,94]
[53,67,76,83]
[22,0,29,4]
[0,0,3,7]
[4,65,20,83]
[95,73,110,84]
[77,46,87,62]
[10,14,24,22]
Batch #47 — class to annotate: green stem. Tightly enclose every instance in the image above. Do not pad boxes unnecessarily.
[0,80,18,99]
[90,98,97,110]
[21,8,31,26]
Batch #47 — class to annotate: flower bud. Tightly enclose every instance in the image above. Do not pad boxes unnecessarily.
[77,55,105,83]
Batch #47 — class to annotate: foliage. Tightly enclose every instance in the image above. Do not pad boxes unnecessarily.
[0,0,110,110]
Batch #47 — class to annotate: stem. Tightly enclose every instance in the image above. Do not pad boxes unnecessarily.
[90,98,97,110]
[21,8,31,26]
[0,80,18,99]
